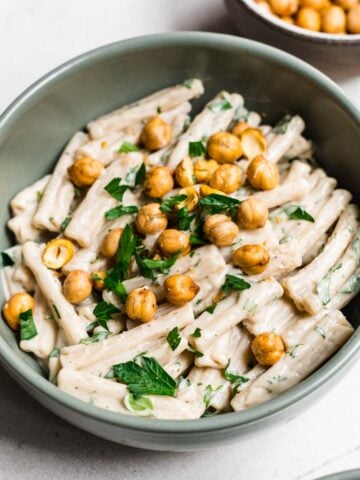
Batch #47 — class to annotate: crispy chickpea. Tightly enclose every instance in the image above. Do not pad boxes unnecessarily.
[296,7,321,30]
[157,229,190,257]
[232,244,270,275]
[257,0,274,14]
[322,5,346,33]
[251,332,285,366]
[236,198,269,230]
[209,164,242,194]
[101,228,124,258]
[164,275,200,306]
[63,270,92,304]
[247,155,280,191]
[281,15,295,23]
[347,4,360,32]
[177,187,199,212]
[207,132,243,164]
[175,157,195,187]
[135,203,168,235]
[299,0,328,9]
[199,184,225,197]
[140,116,172,151]
[240,128,267,160]
[42,239,75,270]
[91,271,107,290]
[269,0,298,15]
[203,214,239,247]
[68,157,104,188]
[336,0,357,9]
[125,287,157,323]
[2,292,35,331]
[144,166,174,198]
[194,159,219,184]
[231,121,249,138]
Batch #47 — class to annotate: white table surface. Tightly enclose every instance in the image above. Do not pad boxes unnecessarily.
[0,1,359,479]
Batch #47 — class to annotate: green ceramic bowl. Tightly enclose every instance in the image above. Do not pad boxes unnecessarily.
[0,32,360,451]
[316,470,360,480]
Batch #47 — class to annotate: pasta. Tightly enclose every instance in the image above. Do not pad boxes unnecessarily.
[1,78,357,420]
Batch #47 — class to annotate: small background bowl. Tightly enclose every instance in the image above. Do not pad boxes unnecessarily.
[225,0,360,70]
[0,32,360,451]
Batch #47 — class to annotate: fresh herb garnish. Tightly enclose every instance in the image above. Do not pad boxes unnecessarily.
[104,273,128,302]
[205,304,217,314]
[203,384,222,408]
[189,141,206,158]
[340,273,360,294]
[60,216,71,231]
[135,162,146,186]
[176,206,195,231]
[118,141,140,153]
[316,263,342,305]
[104,177,129,201]
[285,205,315,223]
[136,251,181,277]
[224,360,250,394]
[105,205,138,220]
[273,115,292,135]
[160,194,195,231]
[187,346,204,358]
[199,193,240,218]
[221,275,251,294]
[160,195,187,214]
[191,327,202,338]
[49,347,60,358]
[288,344,303,358]
[167,327,181,351]
[93,301,120,331]
[190,218,207,246]
[115,224,137,280]
[183,79,194,89]
[80,331,111,344]
[208,99,232,113]
[1,251,14,267]
[124,393,154,413]
[52,304,61,320]
[19,309,38,341]
[113,356,177,397]
[314,326,326,339]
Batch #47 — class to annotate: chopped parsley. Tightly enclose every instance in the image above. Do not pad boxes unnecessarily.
[118,141,140,153]
[191,327,202,338]
[104,205,138,220]
[340,273,360,294]
[124,394,154,413]
[205,304,217,314]
[203,384,222,408]
[60,216,71,231]
[49,347,60,358]
[113,356,177,397]
[136,251,181,279]
[221,275,251,294]
[224,360,250,394]
[104,177,129,201]
[288,344,303,358]
[104,273,128,303]
[135,162,146,186]
[199,193,240,218]
[160,195,187,214]
[208,98,232,113]
[183,79,194,89]
[1,251,14,267]
[115,224,137,280]
[187,346,204,358]
[93,301,120,331]
[167,327,181,351]
[19,309,38,341]
[316,263,342,305]
[285,205,315,223]
[189,141,206,158]
[314,326,326,339]
[273,115,292,135]
[80,331,112,344]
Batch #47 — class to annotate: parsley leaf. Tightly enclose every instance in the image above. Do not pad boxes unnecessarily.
[183,79,194,89]
[176,206,195,231]
[191,327,202,338]
[285,205,315,223]
[199,193,240,218]
[190,218,207,246]
[118,141,139,153]
[104,272,128,302]
[160,195,194,231]
[316,263,342,305]
[224,360,250,394]
[160,195,187,214]
[1,251,14,267]
[167,327,181,351]
[208,99,232,113]
[113,356,177,396]
[137,252,181,276]
[105,205,138,220]
[273,115,292,135]
[221,275,251,294]
[205,304,217,314]
[135,162,146,186]
[104,177,129,201]
[134,250,154,280]
[124,394,154,413]
[49,347,60,358]
[19,309,38,341]
[60,216,71,231]
[93,302,120,331]
[80,331,111,344]
[203,384,222,408]
[115,224,137,280]
[189,141,206,158]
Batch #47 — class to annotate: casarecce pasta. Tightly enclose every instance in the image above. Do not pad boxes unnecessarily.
[1,79,357,419]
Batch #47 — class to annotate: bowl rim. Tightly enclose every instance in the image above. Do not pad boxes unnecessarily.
[231,0,360,45]
[315,469,360,480]
[0,31,360,434]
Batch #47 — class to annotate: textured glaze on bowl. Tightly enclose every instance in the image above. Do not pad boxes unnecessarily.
[0,32,360,451]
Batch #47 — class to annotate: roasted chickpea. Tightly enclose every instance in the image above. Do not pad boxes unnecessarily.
[68,157,104,188]
[164,275,200,306]
[194,159,219,184]
[232,244,270,275]
[335,0,357,9]
[199,184,225,198]
[140,116,172,151]
[240,128,267,160]
[101,228,124,258]
[236,198,268,230]
[281,15,295,22]
[257,0,274,14]
[175,157,195,187]
[347,4,360,32]
[296,6,321,30]
[144,166,174,198]
[251,332,285,366]
[177,187,199,212]
[125,287,157,323]
[299,0,328,9]
[157,229,190,257]
[247,155,280,191]
[207,132,243,164]
[135,203,168,235]
[2,292,35,331]
[209,164,242,194]
[42,239,75,270]
[269,0,298,15]
[91,271,107,290]
[231,121,249,137]
[203,214,239,247]
[322,5,346,33]
[63,270,92,304]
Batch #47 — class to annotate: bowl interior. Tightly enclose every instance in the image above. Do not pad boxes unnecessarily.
[0,32,360,426]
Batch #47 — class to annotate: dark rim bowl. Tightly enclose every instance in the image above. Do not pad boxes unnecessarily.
[0,32,360,447]
[232,0,360,45]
